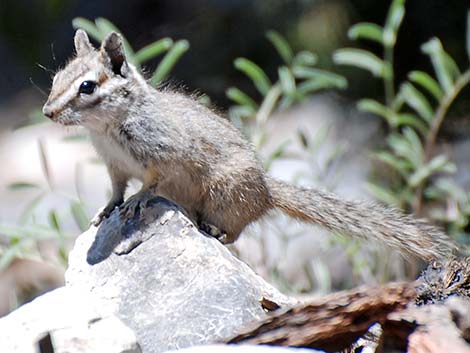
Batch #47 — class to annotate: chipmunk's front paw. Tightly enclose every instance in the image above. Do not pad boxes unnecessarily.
[90,210,107,227]
[119,191,152,220]
[90,199,123,226]
[199,221,229,244]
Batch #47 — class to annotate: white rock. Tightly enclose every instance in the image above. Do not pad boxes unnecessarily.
[166,344,323,352]
[1,198,297,352]
[0,286,140,353]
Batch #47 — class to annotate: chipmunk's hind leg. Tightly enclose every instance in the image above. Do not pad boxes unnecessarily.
[198,221,230,244]
[198,170,273,244]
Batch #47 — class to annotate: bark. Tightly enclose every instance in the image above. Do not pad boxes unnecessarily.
[229,282,416,352]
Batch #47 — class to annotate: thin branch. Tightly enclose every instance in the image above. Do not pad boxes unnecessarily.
[413,69,470,215]
[384,44,395,108]
[424,69,470,159]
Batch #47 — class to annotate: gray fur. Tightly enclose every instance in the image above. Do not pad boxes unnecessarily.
[74,29,93,57]
[268,179,457,260]
[42,30,458,260]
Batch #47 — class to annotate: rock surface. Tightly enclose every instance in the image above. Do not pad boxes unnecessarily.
[65,197,296,352]
[0,197,295,353]
[167,345,323,352]
[0,286,141,353]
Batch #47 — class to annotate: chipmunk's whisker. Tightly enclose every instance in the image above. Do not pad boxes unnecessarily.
[29,77,48,97]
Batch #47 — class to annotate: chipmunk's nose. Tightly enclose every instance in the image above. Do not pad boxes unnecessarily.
[42,104,54,119]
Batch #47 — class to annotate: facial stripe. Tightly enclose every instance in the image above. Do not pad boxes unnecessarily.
[48,69,98,110]
[49,85,78,113]
[50,63,92,101]
[98,71,109,85]
[46,58,134,118]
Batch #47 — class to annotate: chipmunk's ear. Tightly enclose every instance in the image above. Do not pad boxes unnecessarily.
[74,29,93,56]
[101,32,129,77]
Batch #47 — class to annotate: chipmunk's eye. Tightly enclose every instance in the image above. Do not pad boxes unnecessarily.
[79,80,97,95]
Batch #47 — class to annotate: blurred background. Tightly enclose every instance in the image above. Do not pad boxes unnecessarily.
[0,0,469,315]
[1,0,470,107]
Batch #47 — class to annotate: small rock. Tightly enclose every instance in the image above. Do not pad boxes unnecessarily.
[0,287,140,353]
[167,344,324,352]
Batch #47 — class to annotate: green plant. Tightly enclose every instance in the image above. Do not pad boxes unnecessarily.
[0,140,85,270]
[227,30,347,154]
[333,1,470,242]
[227,31,354,291]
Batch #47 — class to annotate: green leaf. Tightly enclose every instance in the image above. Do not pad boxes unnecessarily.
[386,0,405,32]
[391,89,405,111]
[383,0,405,47]
[427,178,467,201]
[394,113,429,135]
[424,185,446,200]
[408,154,456,187]
[94,18,136,65]
[296,78,339,96]
[0,238,34,270]
[293,51,318,67]
[72,17,102,42]
[256,84,282,125]
[400,83,434,122]
[333,48,386,78]
[264,140,290,171]
[48,210,61,232]
[234,58,272,96]
[348,22,383,44]
[19,192,46,225]
[386,130,423,166]
[442,50,461,80]
[150,40,190,86]
[402,128,424,161]
[228,105,257,121]
[38,139,53,190]
[372,150,412,177]
[408,167,432,188]
[366,182,400,206]
[14,109,48,130]
[0,224,59,240]
[292,67,347,88]
[387,134,409,159]
[278,95,295,109]
[71,202,89,232]
[278,66,296,97]
[226,87,258,109]
[134,38,173,64]
[266,30,294,64]
[197,94,211,107]
[408,70,444,101]
[400,188,416,205]
[421,38,454,93]
[357,99,393,124]
[425,155,456,174]
[229,105,256,120]
[62,134,89,142]
[7,182,40,191]
[439,161,457,174]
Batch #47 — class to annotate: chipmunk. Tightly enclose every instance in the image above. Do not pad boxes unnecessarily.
[42,30,457,260]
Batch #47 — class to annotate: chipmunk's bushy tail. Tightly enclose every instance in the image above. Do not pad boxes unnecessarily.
[267,177,457,260]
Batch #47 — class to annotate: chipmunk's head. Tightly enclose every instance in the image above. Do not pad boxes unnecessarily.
[43,30,138,129]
